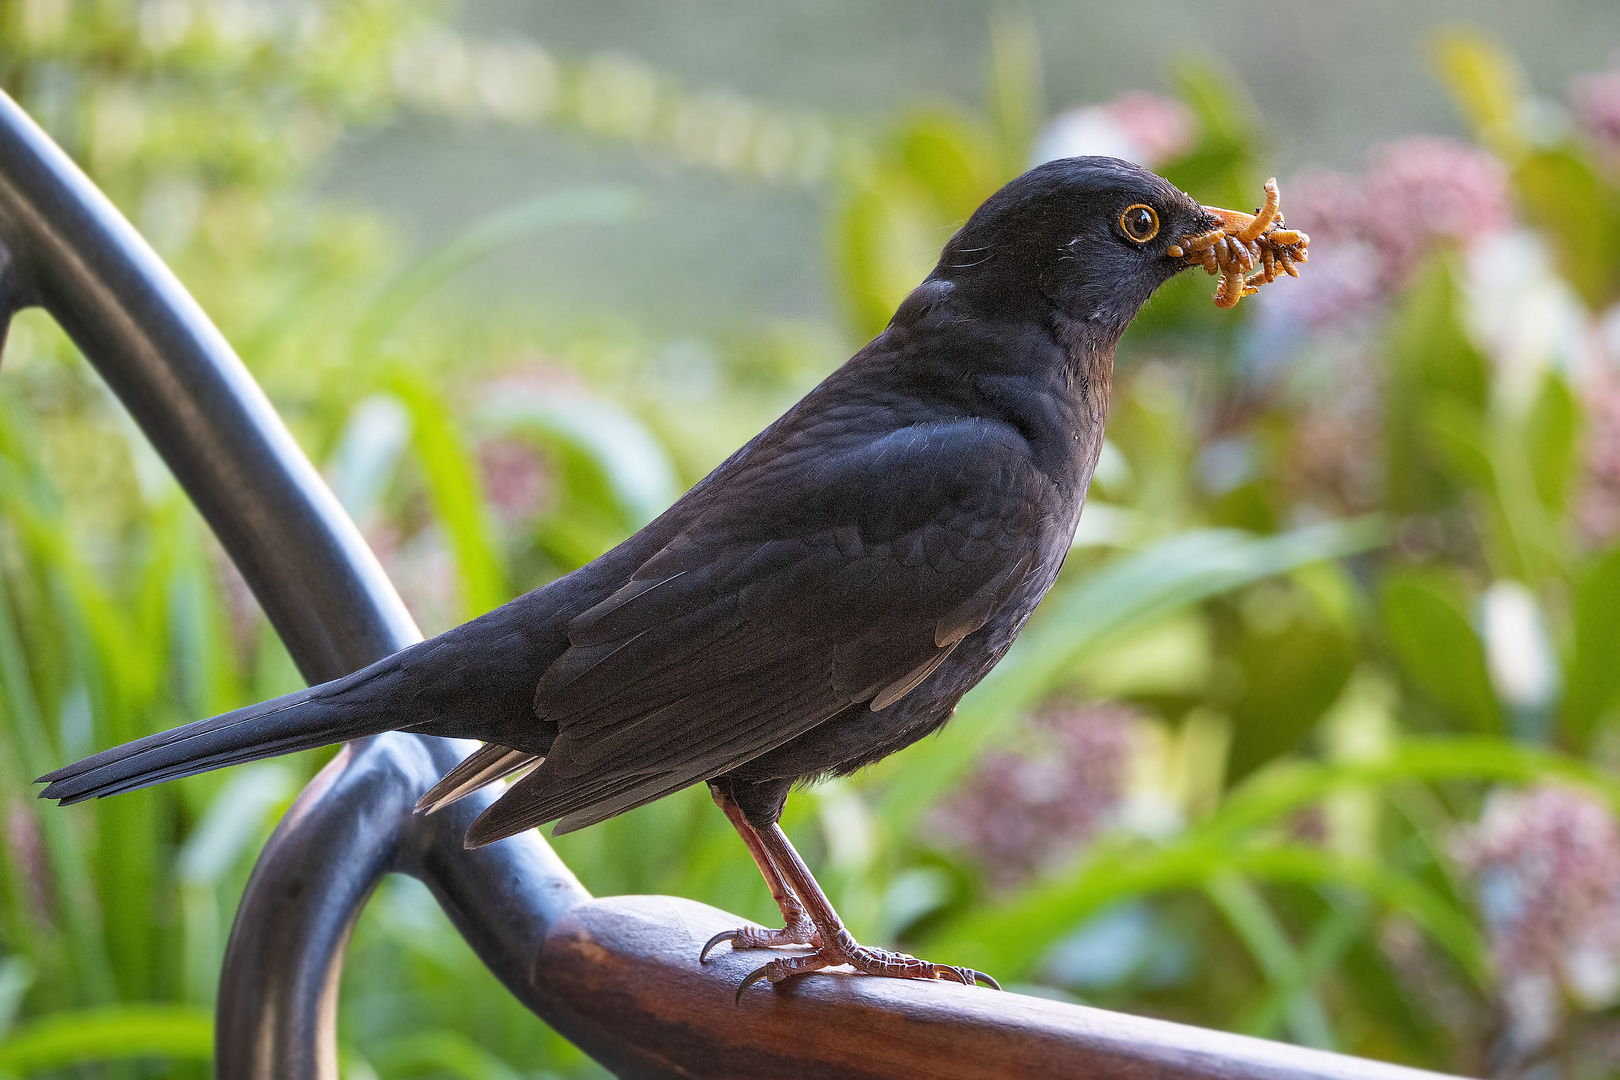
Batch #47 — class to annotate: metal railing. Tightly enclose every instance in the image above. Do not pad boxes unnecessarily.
[0,89,1471,1080]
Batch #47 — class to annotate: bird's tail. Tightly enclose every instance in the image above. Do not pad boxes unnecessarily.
[37,657,409,805]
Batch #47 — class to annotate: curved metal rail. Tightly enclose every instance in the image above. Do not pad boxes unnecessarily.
[0,89,1473,1080]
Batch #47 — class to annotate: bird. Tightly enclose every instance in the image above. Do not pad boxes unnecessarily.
[39,157,1286,994]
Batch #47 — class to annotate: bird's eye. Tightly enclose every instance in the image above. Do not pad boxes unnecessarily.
[1119,204,1160,243]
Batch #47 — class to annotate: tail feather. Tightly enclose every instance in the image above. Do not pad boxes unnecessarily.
[415,743,539,816]
[38,660,407,805]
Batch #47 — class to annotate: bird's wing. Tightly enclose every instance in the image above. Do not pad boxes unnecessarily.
[464,414,1059,844]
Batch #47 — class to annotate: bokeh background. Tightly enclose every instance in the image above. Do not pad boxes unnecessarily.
[3,1,1620,1077]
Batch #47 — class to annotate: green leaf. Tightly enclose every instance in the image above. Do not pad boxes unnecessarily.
[1210,736,1620,837]
[0,1006,212,1072]
[1378,571,1501,733]
[1515,148,1620,308]
[987,8,1044,177]
[0,958,32,1041]
[1236,894,1369,1042]
[1423,397,1493,491]
[1524,370,1581,513]
[831,173,940,339]
[1430,28,1527,157]
[388,376,509,621]
[475,390,676,529]
[1221,607,1354,783]
[1204,872,1335,1049]
[371,1030,523,1080]
[1160,57,1260,213]
[927,839,1484,986]
[1562,544,1620,744]
[927,734,1600,983]
[1383,257,1490,513]
[831,109,1002,339]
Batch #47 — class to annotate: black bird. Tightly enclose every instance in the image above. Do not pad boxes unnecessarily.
[40,157,1267,993]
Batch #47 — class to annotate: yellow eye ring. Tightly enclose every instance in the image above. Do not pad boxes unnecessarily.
[1119,204,1160,243]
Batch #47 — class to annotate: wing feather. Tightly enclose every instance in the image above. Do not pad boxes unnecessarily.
[468,414,1057,839]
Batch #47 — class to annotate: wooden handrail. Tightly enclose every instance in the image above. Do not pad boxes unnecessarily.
[529,894,1469,1080]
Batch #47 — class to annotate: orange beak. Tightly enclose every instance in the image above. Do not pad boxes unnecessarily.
[1164,178,1310,308]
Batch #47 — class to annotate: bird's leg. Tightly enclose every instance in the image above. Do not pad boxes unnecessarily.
[733,819,999,999]
[699,784,819,961]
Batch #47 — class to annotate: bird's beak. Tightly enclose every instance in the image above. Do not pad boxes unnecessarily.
[1164,179,1303,260]
[1163,178,1310,308]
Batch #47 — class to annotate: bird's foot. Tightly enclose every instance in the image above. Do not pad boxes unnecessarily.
[700,913,820,963]
[733,929,999,1001]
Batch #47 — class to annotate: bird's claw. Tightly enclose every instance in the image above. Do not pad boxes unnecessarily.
[731,931,999,1001]
[735,963,775,1004]
[700,919,820,965]
[701,929,740,964]
[941,965,1001,990]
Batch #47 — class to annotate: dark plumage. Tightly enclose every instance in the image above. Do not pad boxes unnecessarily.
[41,157,1230,989]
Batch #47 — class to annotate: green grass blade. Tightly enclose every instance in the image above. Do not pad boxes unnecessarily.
[390,376,509,620]
[1204,872,1334,1049]
[0,1005,212,1072]
[371,1030,524,1080]
[926,839,1485,986]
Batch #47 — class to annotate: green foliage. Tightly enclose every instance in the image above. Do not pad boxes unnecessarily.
[1562,545,1620,745]
[1378,570,1501,733]
[1159,59,1261,214]
[0,1006,212,1072]
[832,109,1006,339]
[1431,28,1527,159]
[1383,258,1490,514]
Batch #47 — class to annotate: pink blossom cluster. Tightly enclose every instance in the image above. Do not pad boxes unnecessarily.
[927,701,1135,891]
[1452,784,1620,1048]
[1267,138,1512,329]
[1577,362,1620,547]
[1571,65,1620,167]
[1354,138,1515,283]
[1280,353,1385,514]
[478,436,553,525]
[1034,91,1195,170]
[1101,92,1197,167]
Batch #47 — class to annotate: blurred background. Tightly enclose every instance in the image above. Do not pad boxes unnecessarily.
[3,1,1620,1077]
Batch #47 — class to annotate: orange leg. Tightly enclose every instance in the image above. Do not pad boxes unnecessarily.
[699,784,818,961]
[731,819,999,1000]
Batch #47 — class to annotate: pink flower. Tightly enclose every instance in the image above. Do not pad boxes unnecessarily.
[478,436,553,525]
[927,701,1135,891]
[1576,359,1620,546]
[1101,92,1197,166]
[1289,139,1513,288]
[1571,67,1620,165]
[1358,137,1513,285]
[1452,785,1620,1048]
[1034,92,1195,169]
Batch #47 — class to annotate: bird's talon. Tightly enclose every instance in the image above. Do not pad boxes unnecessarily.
[700,929,739,964]
[735,963,775,1004]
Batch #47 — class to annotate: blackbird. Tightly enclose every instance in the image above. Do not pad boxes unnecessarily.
[40,157,1275,993]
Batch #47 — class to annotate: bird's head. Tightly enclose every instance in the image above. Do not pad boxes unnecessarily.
[932,156,1225,337]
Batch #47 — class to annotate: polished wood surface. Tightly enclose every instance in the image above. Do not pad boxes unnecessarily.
[529,895,1472,1080]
